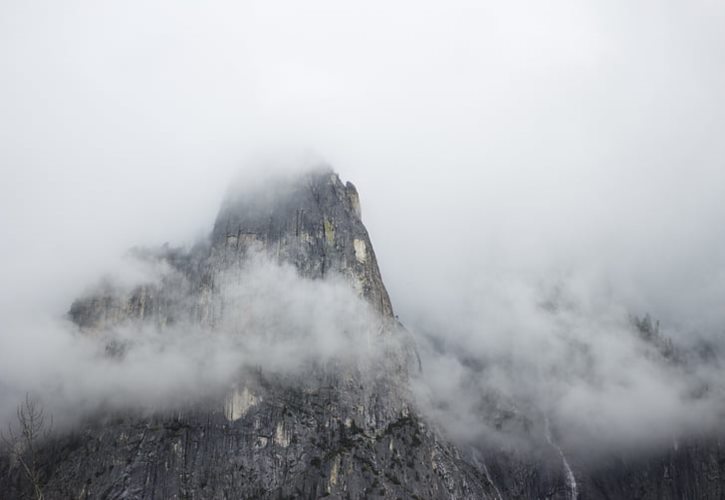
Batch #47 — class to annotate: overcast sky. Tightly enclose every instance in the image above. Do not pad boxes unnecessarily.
[3,0,724,334]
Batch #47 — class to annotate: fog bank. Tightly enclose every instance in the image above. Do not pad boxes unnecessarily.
[2,0,725,454]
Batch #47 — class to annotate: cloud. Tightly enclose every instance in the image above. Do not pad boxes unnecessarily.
[410,271,725,455]
[0,251,392,430]
[2,0,725,457]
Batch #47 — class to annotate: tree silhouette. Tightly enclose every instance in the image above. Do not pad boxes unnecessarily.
[1,394,52,500]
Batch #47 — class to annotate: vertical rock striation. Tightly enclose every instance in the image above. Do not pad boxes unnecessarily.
[210,168,394,320]
[3,168,497,499]
[2,167,724,499]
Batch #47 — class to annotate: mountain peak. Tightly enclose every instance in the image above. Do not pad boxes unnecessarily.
[51,169,497,500]
[211,169,394,318]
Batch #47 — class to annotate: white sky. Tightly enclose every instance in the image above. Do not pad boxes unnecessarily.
[2,0,725,334]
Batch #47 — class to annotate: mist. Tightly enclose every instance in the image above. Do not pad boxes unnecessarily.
[0,251,390,431]
[2,0,725,456]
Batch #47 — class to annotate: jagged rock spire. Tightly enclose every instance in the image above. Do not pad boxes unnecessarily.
[211,167,394,319]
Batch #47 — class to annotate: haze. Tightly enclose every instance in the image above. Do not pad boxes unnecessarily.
[2,0,725,452]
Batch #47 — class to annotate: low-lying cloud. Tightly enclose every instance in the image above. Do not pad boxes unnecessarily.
[411,271,725,455]
[0,251,389,431]
[0,170,724,458]
[2,0,725,462]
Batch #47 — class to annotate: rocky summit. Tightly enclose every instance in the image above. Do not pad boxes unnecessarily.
[1,168,496,499]
[2,168,725,499]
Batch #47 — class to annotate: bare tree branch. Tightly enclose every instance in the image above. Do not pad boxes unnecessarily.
[1,394,52,500]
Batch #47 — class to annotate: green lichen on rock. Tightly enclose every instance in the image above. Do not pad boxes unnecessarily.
[323,218,335,245]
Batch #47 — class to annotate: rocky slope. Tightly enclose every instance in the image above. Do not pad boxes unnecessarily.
[2,167,724,499]
[1,168,500,499]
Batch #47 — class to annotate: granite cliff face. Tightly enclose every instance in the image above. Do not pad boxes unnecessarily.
[210,172,393,320]
[2,168,724,499]
[1,168,498,499]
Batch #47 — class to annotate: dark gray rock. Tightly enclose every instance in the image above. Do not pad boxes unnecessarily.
[3,168,498,499]
[2,167,724,499]
[210,168,393,319]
